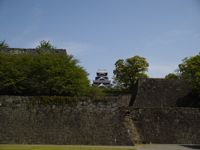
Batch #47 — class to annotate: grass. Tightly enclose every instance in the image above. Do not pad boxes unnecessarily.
[0,145,136,150]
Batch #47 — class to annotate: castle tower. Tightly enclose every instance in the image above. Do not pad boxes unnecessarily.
[92,69,111,88]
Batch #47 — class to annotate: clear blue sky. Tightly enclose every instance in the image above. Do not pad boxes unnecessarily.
[0,0,200,81]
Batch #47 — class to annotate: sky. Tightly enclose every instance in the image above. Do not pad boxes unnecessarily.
[0,0,200,82]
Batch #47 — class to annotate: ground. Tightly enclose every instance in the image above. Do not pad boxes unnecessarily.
[135,144,200,150]
[0,145,136,150]
[1,144,200,150]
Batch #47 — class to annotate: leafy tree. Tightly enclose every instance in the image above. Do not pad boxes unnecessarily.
[36,40,56,51]
[0,49,90,96]
[0,40,9,48]
[113,56,149,90]
[178,53,200,96]
[29,52,89,95]
[165,73,179,79]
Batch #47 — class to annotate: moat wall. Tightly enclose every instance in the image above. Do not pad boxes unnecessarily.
[0,96,133,145]
[129,108,200,144]
[131,78,192,108]
[0,78,200,145]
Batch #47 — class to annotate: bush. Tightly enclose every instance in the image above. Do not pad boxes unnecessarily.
[165,73,179,79]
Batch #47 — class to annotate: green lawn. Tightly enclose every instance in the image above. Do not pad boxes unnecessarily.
[0,145,136,150]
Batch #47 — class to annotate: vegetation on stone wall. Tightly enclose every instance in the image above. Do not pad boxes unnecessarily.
[113,56,149,91]
[0,40,9,48]
[163,53,200,107]
[0,41,90,96]
[165,73,179,79]
[36,40,56,50]
[178,53,200,96]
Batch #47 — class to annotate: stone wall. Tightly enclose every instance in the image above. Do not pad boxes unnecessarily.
[132,78,192,108]
[128,78,200,144]
[0,95,132,145]
[0,78,200,145]
[0,48,66,54]
[129,108,200,144]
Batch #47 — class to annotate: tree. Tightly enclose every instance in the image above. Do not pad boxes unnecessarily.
[0,48,90,96]
[0,40,9,49]
[165,73,179,79]
[36,40,56,51]
[113,56,149,90]
[178,53,200,96]
[28,52,89,96]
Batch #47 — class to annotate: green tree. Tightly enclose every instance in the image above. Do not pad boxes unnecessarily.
[165,73,179,79]
[113,56,149,90]
[0,40,9,48]
[36,40,56,51]
[28,52,89,96]
[0,49,90,96]
[178,53,200,96]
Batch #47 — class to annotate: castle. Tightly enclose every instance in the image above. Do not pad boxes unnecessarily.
[0,48,199,145]
[92,69,111,88]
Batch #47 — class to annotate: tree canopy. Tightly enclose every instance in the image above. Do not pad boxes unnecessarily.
[113,56,149,90]
[0,40,9,49]
[0,43,90,96]
[36,40,56,50]
[165,73,179,80]
[178,53,200,96]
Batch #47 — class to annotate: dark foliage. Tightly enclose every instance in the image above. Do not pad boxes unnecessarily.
[0,50,90,96]
[0,40,9,48]
[178,53,200,96]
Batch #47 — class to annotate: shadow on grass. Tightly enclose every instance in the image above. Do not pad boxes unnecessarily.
[180,145,200,149]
